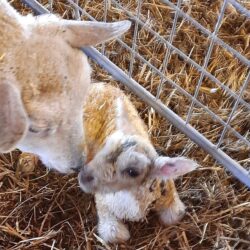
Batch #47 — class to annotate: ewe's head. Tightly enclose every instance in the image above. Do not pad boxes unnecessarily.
[0,1,131,173]
[78,132,197,193]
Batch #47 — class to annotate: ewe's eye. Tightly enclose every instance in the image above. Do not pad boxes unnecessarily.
[123,167,140,178]
[29,126,41,133]
[28,126,54,136]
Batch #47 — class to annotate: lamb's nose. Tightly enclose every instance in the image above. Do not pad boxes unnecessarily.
[80,171,94,184]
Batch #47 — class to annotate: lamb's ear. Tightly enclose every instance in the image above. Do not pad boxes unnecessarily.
[62,20,131,48]
[0,82,28,152]
[150,156,198,180]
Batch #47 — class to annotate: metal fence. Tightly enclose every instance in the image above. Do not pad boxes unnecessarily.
[22,0,250,188]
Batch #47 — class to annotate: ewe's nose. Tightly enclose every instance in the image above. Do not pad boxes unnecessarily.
[71,155,85,173]
[73,165,82,173]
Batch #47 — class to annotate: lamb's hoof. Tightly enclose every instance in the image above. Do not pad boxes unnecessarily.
[159,199,186,225]
[98,220,130,243]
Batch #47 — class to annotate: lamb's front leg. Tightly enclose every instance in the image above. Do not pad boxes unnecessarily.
[95,193,130,243]
[155,179,186,225]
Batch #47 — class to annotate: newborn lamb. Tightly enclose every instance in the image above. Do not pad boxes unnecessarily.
[78,82,198,243]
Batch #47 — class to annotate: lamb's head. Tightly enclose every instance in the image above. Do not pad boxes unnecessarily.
[78,132,198,193]
[0,1,131,173]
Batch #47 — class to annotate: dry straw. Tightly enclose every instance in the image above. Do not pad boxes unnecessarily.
[0,0,249,249]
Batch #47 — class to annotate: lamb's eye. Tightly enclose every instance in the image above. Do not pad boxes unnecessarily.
[124,168,140,178]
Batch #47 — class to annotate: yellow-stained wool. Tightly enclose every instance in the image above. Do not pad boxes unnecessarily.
[83,83,149,162]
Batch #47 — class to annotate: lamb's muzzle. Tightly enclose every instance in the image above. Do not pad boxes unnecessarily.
[78,166,97,193]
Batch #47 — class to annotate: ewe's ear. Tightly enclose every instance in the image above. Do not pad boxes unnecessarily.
[150,156,198,180]
[0,82,28,152]
[61,19,131,48]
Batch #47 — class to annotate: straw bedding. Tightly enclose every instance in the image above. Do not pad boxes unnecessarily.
[0,0,249,249]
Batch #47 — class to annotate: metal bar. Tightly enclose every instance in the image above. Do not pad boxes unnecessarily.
[72,0,80,20]
[156,0,182,99]
[228,0,250,19]
[186,0,228,124]
[64,0,250,112]
[48,0,53,12]
[161,0,250,67]
[21,0,250,188]
[217,71,250,148]
[21,0,49,14]
[129,0,142,78]
[101,0,108,55]
[67,0,95,20]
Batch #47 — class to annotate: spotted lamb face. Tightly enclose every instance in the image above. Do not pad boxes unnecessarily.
[78,131,197,193]
[75,82,198,243]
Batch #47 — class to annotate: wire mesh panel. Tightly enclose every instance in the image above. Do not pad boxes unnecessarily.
[22,0,250,187]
